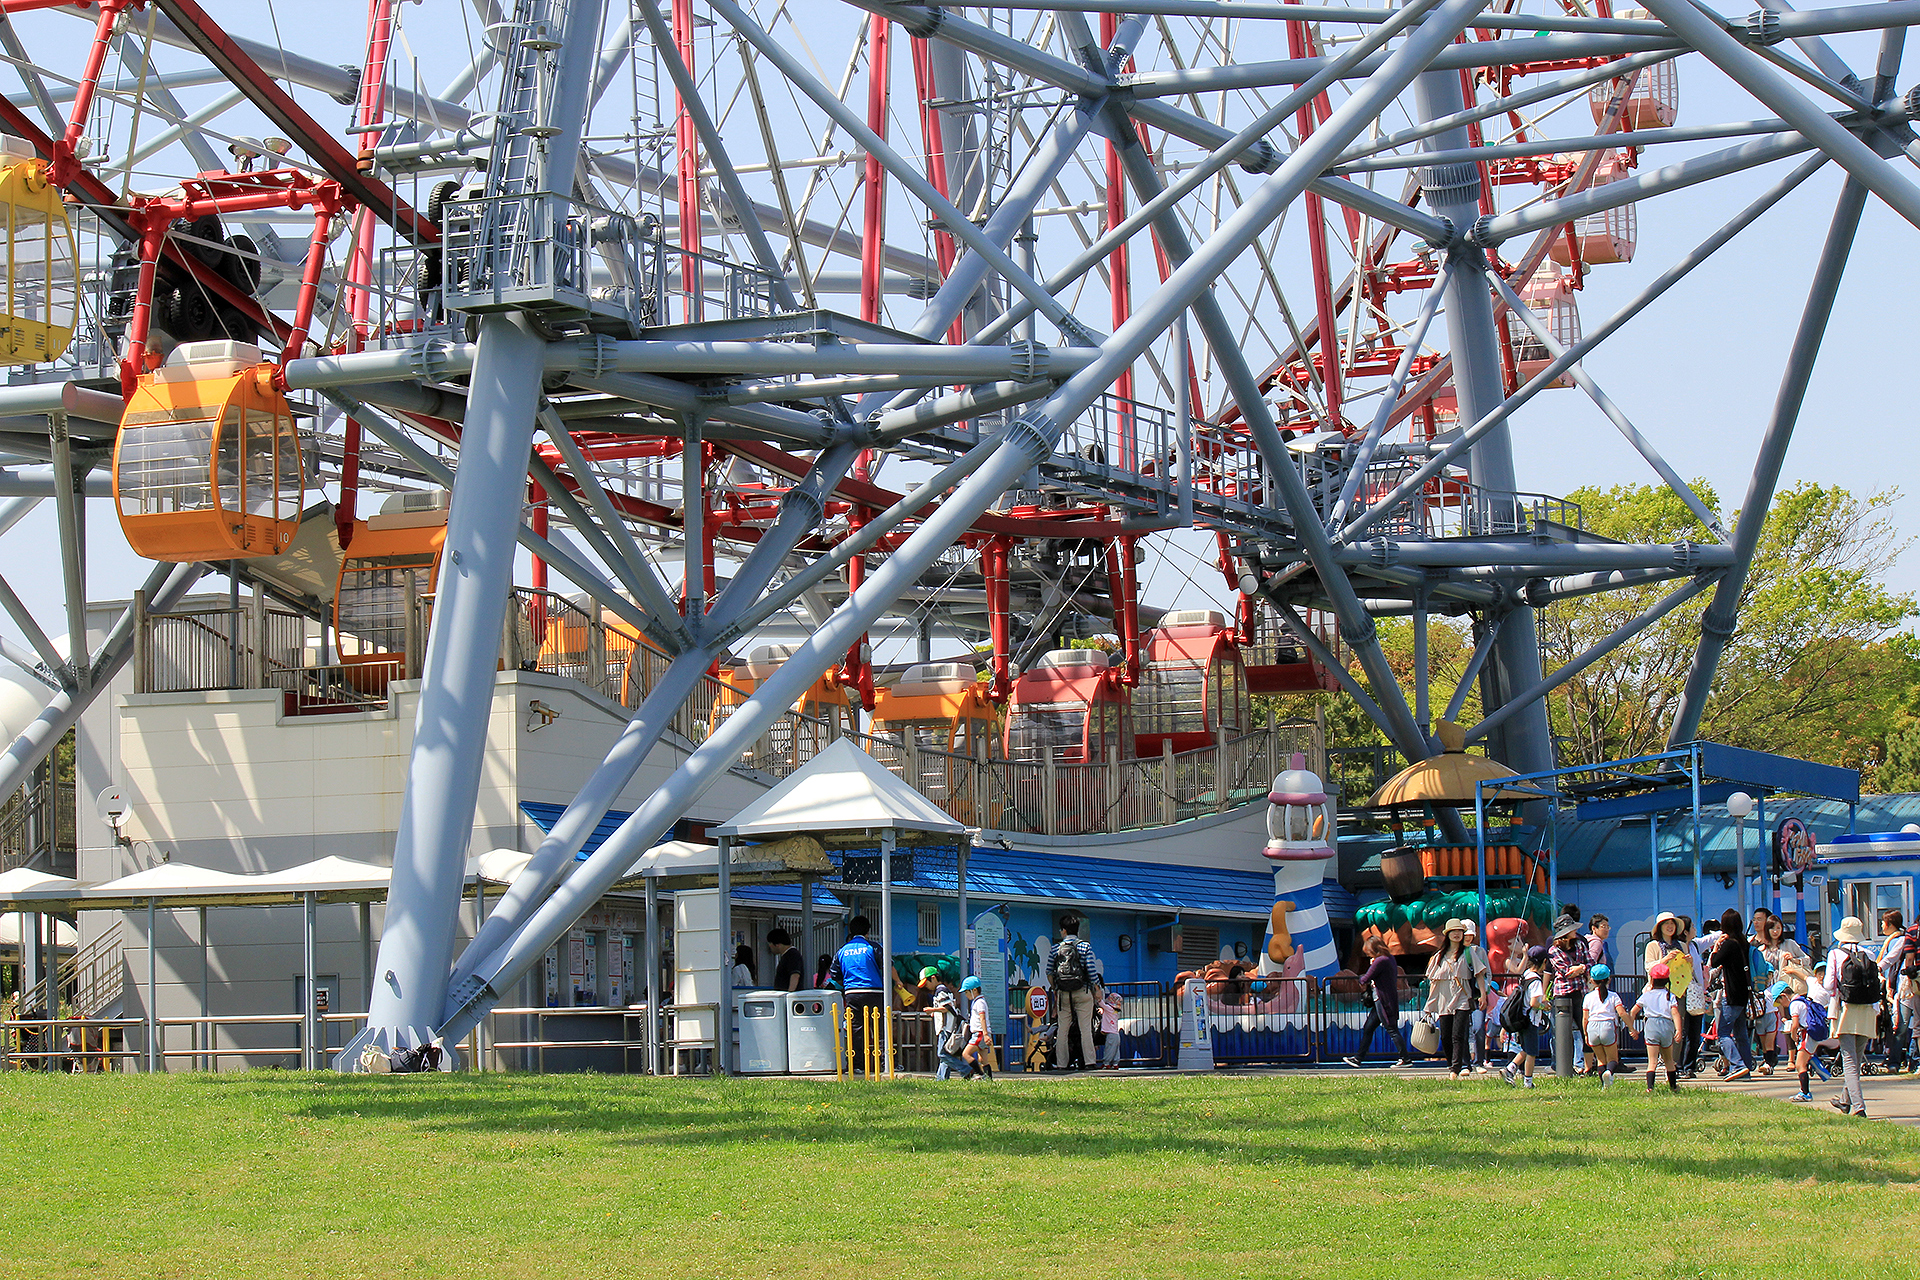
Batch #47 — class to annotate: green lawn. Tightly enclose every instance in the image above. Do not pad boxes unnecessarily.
[4,1071,1916,1278]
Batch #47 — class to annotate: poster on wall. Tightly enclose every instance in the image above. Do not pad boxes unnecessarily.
[1772,818,1815,878]
[971,909,1007,1036]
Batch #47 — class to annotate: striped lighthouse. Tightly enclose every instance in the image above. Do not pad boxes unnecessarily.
[1259,753,1339,978]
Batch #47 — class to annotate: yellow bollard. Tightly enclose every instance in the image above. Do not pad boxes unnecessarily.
[832,1005,844,1083]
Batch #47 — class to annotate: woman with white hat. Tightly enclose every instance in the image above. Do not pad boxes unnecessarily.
[1827,917,1879,1117]
[1423,920,1481,1079]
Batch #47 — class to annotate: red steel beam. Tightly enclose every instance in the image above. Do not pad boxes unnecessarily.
[149,0,435,244]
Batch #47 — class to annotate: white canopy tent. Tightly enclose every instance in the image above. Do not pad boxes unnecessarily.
[712,738,974,1076]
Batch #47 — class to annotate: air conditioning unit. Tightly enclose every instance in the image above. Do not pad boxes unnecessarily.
[893,662,978,697]
[1033,648,1110,671]
[1159,609,1227,630]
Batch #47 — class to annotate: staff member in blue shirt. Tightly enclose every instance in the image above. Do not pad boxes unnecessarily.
[827,916,885,1073]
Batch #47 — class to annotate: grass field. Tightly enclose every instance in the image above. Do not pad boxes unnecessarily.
[5,1070,1917,1279]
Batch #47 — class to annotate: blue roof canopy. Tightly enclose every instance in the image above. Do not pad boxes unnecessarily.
[1568,742,1858,822]
[519,802,1280,919]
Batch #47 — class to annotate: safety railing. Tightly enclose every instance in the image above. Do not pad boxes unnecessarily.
[0,771,75,875]
[133,589,1319,835]
[1350,460,1584,537]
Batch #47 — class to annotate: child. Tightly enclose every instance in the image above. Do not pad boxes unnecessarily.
[1581,964,1628,1089]
[1500,946,1551,1089]
[1631,963,1682,1093]
[960,975,994,1082]
[1098,988,1125,1067]
[1774,979,1831,1102]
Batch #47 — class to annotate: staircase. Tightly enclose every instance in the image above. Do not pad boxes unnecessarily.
[14,922,123,1021]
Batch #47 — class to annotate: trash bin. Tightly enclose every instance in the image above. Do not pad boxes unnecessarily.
[785,989,845,1074]
[733,989,790,1074]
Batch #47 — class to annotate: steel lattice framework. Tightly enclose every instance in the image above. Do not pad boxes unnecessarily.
[0,0,1907,1060]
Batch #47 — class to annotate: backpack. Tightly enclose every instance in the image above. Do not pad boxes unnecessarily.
[1837,947,1881,1006]
[1790,994,1829,1042]
[1497,981,1533,1033]
[1903,926,1920,980]
[1053,941,1090,992]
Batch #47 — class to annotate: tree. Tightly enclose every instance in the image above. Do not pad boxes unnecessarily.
[1301,482,1920,781]
[1541,481,1917,775]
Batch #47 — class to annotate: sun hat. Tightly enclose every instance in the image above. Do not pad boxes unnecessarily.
[1591,964,1611,982]
[1653,911,1680,934]
[1443,918,1467,935]
[920,966,940,981]
[1834,916,1869,945]
[1649,963,1670,982]
[1459,919,1479,939]
[1553,918,1581,940]
[961,976,982,992]
[1766,980,1791,1003]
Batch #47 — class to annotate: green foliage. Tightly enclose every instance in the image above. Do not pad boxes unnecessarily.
[1542,481,1917,776]
[1305,482,1919,782]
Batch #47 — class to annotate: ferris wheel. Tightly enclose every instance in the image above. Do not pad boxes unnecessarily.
[0,0,1907,1059]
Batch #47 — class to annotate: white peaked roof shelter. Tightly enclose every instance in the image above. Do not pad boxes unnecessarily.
[711,737,974,1077]
[712,737,966,840]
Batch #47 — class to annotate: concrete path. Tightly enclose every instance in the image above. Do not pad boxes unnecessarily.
[1698,1065,1920,1125]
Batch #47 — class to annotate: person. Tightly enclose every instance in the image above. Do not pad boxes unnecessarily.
[1586,915,1616,984]
[730,944,757,989]
[1878,910,1913,1073]
[1097,988,1125,1068]
[1343,935,1411,1068]
[1460,920,1494,1073]
[1046,914,1101,1071]
[813,954,831,989]
[1548,918,1589,1073]
[1708,908,1757,1081]
[767,928,805,993]
[1500,945,1551,1089]
[924,967,968,1080]
[1754,916,1806,1074]
[1829,916,1879,1118]
[959,974,994,1081]
[826,916,884,1073]
[1424,921,1480,1080]
[1630,962,1682,1093]
[1773,979,1830,1103]
[1677,916,1709,1077]
[1582,965,1627,1088]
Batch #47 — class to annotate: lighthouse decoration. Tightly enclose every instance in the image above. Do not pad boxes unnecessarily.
[1259,753,1339,978]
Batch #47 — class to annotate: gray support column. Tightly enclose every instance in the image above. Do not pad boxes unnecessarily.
[359,901,372,1031]
[199,905,209,1072]
[361,313,548,1054]
[880,830,895,1078]
[956,836,969,977]
[717,835,731,1075]
[145,899,156,1074]
[1667,178,1868,745]
[645,874,660,1075]
[800,878,814,985]
[302,892,317,1071]
[448,442,863,988]
[1413,66,1551,781]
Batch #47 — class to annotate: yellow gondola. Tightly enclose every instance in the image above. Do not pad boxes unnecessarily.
[113,342,302,562]
[0,141,76,365]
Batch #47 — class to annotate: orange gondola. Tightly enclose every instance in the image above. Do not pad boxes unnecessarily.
[114,342,303,561]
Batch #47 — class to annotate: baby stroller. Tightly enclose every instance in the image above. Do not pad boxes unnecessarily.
[1025,1015,1057,1071]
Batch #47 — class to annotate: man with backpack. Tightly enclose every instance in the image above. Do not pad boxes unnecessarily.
[1046,914,1101,1071]
[1828,916,1881,1118]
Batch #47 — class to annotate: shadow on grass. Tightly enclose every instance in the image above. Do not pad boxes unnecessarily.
[162,1071,1920,1188]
